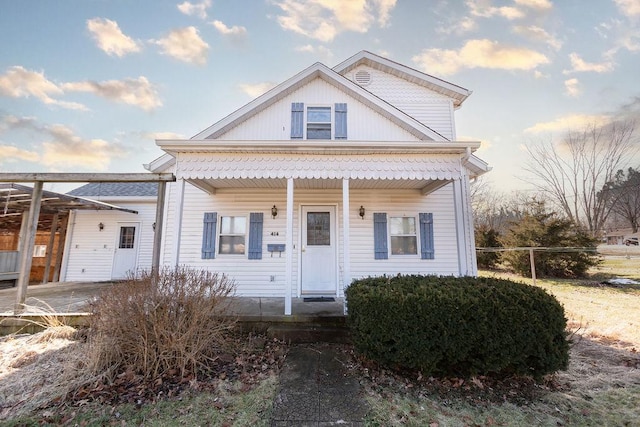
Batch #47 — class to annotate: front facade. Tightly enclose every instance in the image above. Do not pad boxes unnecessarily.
[153,51,489,314]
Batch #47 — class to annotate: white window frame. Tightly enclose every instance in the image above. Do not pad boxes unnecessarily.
[306,105,333,140]
[389,216,419,256]
[218,215,248,256]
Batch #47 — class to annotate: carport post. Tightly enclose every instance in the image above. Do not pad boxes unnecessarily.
[151,181,166,274]
[14,181,43,314]
[42,212,58,284]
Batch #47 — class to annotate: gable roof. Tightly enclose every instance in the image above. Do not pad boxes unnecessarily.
[68,182,158,197]
[191,60,448,141]
[333,50,471,108]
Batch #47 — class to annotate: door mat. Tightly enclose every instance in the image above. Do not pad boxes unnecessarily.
[303,297,335,302]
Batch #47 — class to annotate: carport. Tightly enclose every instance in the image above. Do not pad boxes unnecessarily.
[0,173,175,314]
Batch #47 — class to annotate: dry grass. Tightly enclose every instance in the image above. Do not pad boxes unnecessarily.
[0,330,88,420]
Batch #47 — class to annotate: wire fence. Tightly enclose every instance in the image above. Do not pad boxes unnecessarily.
[475,246,604,286]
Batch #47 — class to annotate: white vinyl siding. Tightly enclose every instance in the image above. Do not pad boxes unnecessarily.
[161,183,459,297]
[349,65,456,140]
[62,201,157,282]
[216,79,419,141]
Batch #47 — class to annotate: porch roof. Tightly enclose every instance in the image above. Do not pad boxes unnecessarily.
[157,139,488,194]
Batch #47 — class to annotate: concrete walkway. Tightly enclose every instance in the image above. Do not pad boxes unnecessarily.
[271,343,370,426]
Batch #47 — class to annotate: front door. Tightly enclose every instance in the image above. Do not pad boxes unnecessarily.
[111,223,139,279]
[301,206,337,295]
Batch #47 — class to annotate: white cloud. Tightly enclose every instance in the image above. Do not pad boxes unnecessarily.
[272,0,398,42]
[563,52,615,74]
[513,25,562,50]
[41,124,125,170]
[0,144,39,162]
[412,39,549,76]
[0,66,86,110]
[514,0,552,11]
[86,18,141,57]
[177,0,211,19]
[211,20,248,42]
[294,44,334,59]
[62,76,162,111]
[238,82,277,98]
[614,0,640,18]
[143,131,186,140]
[0,116,125,170]
[533,70,548,79]
[524,114,611,133]
[564,78,581,97]
[467,1,524,20]
[153,27,209,65]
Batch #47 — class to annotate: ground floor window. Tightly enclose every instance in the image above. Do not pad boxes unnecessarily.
[389,217,417,255]
[219,216,246,255]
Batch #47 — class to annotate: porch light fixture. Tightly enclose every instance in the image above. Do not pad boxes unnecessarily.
[271,205,278,219]
[359,205,365,220]
[152,222,156,231]
[98,222,104,231]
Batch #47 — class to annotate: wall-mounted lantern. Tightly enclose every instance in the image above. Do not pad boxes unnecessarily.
[98,222,104,231]
[271,205,278,219]
[359,205,365,220]
[152,222,156,231]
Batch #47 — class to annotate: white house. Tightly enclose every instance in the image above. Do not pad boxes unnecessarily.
[61,183,159,281]
[150,51,490,314]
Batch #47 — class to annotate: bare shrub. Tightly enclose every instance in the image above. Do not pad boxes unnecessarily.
[86,267,236,381]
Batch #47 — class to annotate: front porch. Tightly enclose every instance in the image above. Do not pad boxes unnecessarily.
[0,281,348,341]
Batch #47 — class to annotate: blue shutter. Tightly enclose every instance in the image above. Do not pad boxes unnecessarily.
[248,212,263,260]
[419,213,434,259]
[335,103,347,139]
[202,212,217,259]
[373,213,388,260]
[291,102,304,139]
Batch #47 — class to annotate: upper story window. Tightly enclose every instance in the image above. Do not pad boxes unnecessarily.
[307,107,331,139]
[291,102,347,140]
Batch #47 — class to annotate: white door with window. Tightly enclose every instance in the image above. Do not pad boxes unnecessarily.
[111,223,139,279]
[301,206,337,295]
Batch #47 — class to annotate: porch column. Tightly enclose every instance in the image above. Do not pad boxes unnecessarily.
[15,181,43,314]
[342,179,350,308]
[171,179,186,267]
[452,174,476,276]
[460,170,478,276]
[285,178,294,315]
[340,178,351,296]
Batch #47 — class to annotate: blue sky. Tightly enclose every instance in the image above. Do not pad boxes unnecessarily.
[1,0,639,192]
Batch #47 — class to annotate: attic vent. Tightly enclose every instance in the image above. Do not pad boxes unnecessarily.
[354,70,371,86]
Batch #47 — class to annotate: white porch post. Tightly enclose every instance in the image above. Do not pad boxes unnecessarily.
[460,170,478,276]
[171,178,186,267]
[285,178,294,315]
[452,178,469,276]
[342,179,351,314]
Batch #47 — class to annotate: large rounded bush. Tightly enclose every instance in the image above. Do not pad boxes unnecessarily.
[345,275,568,378]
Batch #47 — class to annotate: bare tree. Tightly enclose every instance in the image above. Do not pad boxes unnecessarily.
[603,167,640,233]
[524,120,638,236]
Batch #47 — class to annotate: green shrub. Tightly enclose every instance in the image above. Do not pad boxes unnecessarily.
[475,225,501,269]
[87,267,236,381]
[345,275,569,379]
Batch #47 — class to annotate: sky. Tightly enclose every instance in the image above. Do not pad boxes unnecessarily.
[1,0,639,193]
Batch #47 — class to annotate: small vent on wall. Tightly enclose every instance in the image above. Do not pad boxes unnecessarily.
[354,70,371,86]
